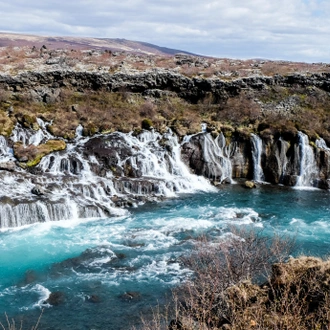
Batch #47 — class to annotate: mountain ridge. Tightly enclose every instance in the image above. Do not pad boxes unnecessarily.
[0,32,194,56]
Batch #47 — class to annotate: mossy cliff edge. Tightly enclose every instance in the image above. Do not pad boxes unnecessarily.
[1,56,330,185]
[1,65,330,140]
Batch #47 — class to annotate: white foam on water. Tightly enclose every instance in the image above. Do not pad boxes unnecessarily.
[198,206,261,224]
[88,256,113,267]
[133,256,191,284]
[32,284,52,309]
[1,284,51,311]
[313,220,330,229]
[125,229,178,251]
[289,218,312,235]
[293,186,320,191]
[153,217,214,233]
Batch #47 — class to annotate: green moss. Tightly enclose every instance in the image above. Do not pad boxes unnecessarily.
[24,140,66,167]
[20,113,39,130]
[141,118,153,130]
[309,141,316,149]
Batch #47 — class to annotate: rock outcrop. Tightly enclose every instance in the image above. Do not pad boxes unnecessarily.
[1,70,330,105]
[1,54,330,228]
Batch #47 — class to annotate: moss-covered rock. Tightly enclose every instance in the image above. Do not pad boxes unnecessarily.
[141,118,153,130]
[17,113,40,130]
[14,140,66,167]
[0,112,14,136]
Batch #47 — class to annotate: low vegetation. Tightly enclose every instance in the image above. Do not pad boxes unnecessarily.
[0,309,43,330]
[0,46,330,78]
[1,46,330,145]
[136,229,330,330]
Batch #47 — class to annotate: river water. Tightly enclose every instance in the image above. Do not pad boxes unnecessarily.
[1,184,330,329]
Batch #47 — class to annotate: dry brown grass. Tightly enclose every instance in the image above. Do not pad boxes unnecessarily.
[1,46,330,143]
[0,309,43,330]
[134,229,330,330]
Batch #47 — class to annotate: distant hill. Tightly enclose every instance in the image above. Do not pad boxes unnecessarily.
[0,32,194,56]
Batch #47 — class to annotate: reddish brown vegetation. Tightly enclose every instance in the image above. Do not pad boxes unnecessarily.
[137,229,330,330]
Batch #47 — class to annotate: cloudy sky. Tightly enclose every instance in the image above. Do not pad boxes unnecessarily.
[0,0,329,62]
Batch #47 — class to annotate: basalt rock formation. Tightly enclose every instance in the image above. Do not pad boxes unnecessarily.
[2,70,330,106]
[1,49,330,227]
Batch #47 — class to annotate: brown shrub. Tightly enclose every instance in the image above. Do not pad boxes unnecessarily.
[139,101,156,118]
[137,228,299,330]
[215,93,261,126]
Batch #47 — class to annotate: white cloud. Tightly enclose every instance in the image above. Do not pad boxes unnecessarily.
[0,0,329,62]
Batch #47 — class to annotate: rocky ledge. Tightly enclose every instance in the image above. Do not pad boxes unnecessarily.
[1,50,330,227]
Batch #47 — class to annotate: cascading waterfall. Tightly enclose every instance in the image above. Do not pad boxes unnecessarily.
[182,132,233,183]
[0,123,214,228]
[277,137,290,183]
[4,121,329,228]
[119,129,214,195]
[215,133,233,182]
[11,119,53,147]
[316,138,330,151]
[250,134,265,182]
[296,132,318,187]
[0,136,14,162]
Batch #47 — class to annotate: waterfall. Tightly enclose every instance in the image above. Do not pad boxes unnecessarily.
[118,129,214,195]
[11,119,53,147]
[278,137,290,183]
[182,132,233,183]
[215,133,233,182]
[250,134,264,182]
[0,123,215,228]
[296,132,318,187]
[316,138,330,151]
[0,136,8,155]
[0,136,14,162]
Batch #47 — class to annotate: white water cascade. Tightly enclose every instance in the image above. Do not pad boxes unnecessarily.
[316,138,330,152]
[296,132,318,187]
[215,133,233,182]
[0,124,215,228]
[118,129,214,195]
[11,119,53,147]
[250,134,265,182]
[0,136,15,162]
[182,132,233,183]
[277,137,290,183]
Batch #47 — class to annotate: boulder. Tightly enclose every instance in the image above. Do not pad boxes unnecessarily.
[119,291,141,301]
[31,184,45,196]
[282,175,299,186]
[0,161,15,171]
[23,270,38,285]
[46,291,65,306]
[244,180,256,189]
[86,295,101,303]
[221,177,232,184]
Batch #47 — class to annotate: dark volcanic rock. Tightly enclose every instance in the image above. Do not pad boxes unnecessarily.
[31,184,45,196]
[46,291,65,306]
[2,70,330,105]
[86,294,101,303]
[119,291,141,302]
